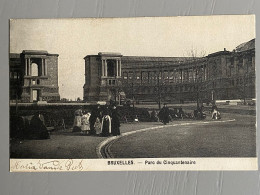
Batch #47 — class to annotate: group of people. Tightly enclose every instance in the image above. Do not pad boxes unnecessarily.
[154,103,221,125]
[73,104,121,137]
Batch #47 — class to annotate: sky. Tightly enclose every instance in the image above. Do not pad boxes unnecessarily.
[10,15,255,99]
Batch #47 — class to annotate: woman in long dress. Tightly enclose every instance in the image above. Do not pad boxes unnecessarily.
[73,108,83,132]
[81,112,91,134]
[100,105,111,136]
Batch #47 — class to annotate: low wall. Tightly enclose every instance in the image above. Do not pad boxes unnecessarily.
[10,103,151,130]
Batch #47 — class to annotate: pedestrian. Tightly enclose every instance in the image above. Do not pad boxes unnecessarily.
[211,105,221,120]
[73,106,83,132]
[81,111,91,134]
[28,112,50,139]
[111,106,121,136]
[151,109,159,122]
[89,104,101,135]
[100,104,112,136]
[158,103,170,125]
[178,107,184,119]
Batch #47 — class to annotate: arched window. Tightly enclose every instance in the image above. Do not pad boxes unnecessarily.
[31,63,39,76]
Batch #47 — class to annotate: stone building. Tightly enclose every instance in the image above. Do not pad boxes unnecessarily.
[10,50,60,103]
[84,39,255,104]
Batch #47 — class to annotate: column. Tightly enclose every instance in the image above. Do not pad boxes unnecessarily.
[119,60,121,77]
[116,59,119,77]
[180,69,183,83]
[25,58,27,76]
[29,58,31,76]
[41,58,44,76]
[104,60,107,77]
[101,60,104,76]
[44,59,47,76]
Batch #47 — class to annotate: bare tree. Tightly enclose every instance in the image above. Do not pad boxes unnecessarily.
[184,47,207,109]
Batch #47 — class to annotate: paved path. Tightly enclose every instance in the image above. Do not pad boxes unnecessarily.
[10,123,161,159]
[10,109,256,159]
[103,114,256,158]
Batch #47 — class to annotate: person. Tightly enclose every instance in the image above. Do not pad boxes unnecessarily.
[89,104,102,135]
[211,104,218,113]
[81,111,91,134]
[111,106,121,136]
[100,105,112,136]
[134,115,139,122]
[172,108,178,119]
[158,103,170,125]
[178,107,184,119]
[151,109,159,122]
[94,117,102,134]
[28,112,50,139]
[212,105,221,120]
[195,106,206,120]
[73,107,83,132]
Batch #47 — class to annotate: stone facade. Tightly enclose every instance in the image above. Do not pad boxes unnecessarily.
[10,50,60,103]
[83,39,255,104]
[83,52,123,103]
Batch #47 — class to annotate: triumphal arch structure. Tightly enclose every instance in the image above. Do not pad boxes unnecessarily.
[83,52,124,103]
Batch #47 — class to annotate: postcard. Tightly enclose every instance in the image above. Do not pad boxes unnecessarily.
[9,16,257,171]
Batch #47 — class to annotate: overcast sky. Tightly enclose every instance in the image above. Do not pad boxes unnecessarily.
[10,15,255,99]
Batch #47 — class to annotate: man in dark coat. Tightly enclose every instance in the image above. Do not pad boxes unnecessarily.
[111,106,121,136]
[158,103,170,125]
[89,104,101,135]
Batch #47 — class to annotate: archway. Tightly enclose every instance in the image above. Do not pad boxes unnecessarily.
[31,63,39,76]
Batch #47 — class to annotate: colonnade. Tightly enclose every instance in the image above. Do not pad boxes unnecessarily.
[123,64,208,84]
[101,59,121,77]
[24,58,47,76]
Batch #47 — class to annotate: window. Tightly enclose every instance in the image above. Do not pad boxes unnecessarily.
[136,72,141,80]
[123,72,128,80]
[141,71,148,84]
[128,72,133,80]
[230,57,234,65]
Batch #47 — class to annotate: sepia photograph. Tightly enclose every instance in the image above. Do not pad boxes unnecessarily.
[9,16,256,171]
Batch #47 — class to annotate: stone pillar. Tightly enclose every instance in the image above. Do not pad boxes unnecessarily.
[186,69,189,82]
[234,57,238,74]
[204,66,207,80]
[44,59,47,76]
[116,59,119,77]
[119,60,121,77]
[25,58,28,75]
[29,58,31,76]
[101,59,104,76]
[180,69,183,83]
[104,60,107,77]
[243,58,247,73]
[41,58,44,76]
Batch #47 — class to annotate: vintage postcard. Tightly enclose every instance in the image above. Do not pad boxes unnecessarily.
[9,16,257,171]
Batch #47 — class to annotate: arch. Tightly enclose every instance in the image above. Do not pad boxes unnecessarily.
[31,63,39,76]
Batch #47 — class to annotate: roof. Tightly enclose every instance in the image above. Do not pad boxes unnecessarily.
[22,50,59,56]
[9,53,21,58]
[122,56,198,62]
[22,50,49,55]
[98,52,122,57]
[235,38,255,52]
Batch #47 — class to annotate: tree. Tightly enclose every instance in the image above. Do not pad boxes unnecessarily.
[184,47,207,109]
